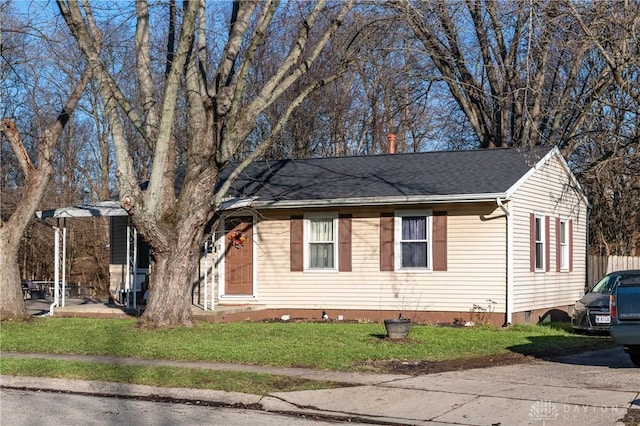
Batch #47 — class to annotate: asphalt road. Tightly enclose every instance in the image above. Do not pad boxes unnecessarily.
[0,388,365,426]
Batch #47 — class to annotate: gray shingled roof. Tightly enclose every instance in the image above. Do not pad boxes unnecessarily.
[224,147,551,206]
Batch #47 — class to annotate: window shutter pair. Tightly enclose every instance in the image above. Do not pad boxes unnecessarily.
[290,215,352,272]
[531,214,572,273]
[290,213,447,272]
[379,212,447,271]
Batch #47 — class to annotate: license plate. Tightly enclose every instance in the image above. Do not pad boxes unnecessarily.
[595,315,610,324]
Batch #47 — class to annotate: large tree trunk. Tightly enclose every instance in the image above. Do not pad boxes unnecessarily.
[138,199,211,327]
[141,250,199,327]
[0,229,28,319]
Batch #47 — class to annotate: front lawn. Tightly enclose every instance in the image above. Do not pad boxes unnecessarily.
[0,357,344,395]
[0,318,612,370]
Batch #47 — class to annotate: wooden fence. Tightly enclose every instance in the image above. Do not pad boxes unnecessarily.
[587,255,640,288]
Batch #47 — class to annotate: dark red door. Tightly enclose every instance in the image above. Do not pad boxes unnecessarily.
[224,217,253,295]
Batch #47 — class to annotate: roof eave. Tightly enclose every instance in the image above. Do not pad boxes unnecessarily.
[503,147,590,208]
[36,201,129,219]
[247,193,509,210]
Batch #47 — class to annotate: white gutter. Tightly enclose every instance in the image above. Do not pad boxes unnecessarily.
[249,193,508,210]
[496,198,513,326]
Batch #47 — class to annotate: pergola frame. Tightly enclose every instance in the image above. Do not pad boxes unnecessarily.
[36,201,141,313]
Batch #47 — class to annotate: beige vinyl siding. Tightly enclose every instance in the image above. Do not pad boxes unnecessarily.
[510,153,587,312]
[252,204,507,313]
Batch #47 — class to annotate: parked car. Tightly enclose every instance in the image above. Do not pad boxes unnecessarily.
[609,273,640,367]
[572,270,640,333]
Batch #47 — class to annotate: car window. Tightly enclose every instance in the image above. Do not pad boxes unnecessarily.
[619,274,640,285]
[592,273,640,293]
[591,275,617,293]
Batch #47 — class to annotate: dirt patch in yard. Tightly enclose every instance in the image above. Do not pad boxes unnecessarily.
[363,351,534,375]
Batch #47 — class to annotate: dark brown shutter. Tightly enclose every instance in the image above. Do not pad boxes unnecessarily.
[555,217,561,272]
[569,219,574,272]
[530,213,535,272]
[380,213,394,271]
[433,211,447,271]
[338,214,352,272]
[545,216,550,272]
[290,215,304,272]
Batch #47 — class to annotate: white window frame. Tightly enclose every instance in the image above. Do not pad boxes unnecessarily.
[304,212,338,271]
[559,217,569,271]
[535,213,545,271]
[394,210,432,271]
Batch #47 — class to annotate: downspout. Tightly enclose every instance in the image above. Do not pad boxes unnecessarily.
[496,198,513,326]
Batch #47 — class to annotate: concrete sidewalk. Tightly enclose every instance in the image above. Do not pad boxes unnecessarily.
[1,349,638,425]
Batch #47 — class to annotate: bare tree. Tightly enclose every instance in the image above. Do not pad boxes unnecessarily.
[388,0,615,154]
[56,0,355,327]
[258,8,446,159]
[1,5,91,318]
[565,0,640,255]
[389,0,639,256]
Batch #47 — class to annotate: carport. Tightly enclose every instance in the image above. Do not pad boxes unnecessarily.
[36,197,254,316]
[36,201,142,314]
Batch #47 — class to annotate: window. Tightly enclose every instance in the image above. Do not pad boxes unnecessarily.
[535,214,545,270]
[305,215,337,270]
[395,211,432,270]
[559,219,569,270]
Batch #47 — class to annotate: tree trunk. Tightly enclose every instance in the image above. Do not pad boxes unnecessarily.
[139,226,204,327]
[0,228,28,319]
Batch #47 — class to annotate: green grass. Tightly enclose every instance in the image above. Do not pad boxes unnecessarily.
[0,318,612,370]
[0,357,345,395]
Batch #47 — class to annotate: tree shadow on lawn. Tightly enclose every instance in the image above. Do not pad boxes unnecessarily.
[506,335,631,368]
[364,329,619,375]
[364,331,534,375]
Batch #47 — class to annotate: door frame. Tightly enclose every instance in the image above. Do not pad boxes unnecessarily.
[218,213,258,301]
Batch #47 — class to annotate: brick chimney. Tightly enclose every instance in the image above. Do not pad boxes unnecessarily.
[386,133,396,154]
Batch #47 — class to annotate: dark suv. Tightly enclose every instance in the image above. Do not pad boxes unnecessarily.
[572,270,640,333]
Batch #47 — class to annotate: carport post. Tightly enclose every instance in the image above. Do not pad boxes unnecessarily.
[204,241,209,310]
[62,222,67,307]
[53,220,67,308]
[53,226,60,309]
[210,233,215,311]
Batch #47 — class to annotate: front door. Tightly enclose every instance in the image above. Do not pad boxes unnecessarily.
[224,216,254,296]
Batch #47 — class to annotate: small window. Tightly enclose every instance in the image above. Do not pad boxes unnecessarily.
[559,219,569,270]
[535,215,545,270]
[306,215,337,270]
[395,211,432,270]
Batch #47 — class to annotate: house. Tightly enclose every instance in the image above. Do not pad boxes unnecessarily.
[38,146,589,325]
[201,146,589,325]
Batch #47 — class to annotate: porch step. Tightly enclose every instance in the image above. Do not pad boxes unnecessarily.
[193,304,268,318]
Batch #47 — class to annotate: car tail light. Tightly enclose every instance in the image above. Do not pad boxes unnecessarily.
[610,294,617,319]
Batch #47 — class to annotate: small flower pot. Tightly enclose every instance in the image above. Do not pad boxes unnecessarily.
[384,318,411,339]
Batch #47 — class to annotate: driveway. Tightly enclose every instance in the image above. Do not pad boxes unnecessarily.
[271,347,638,425]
